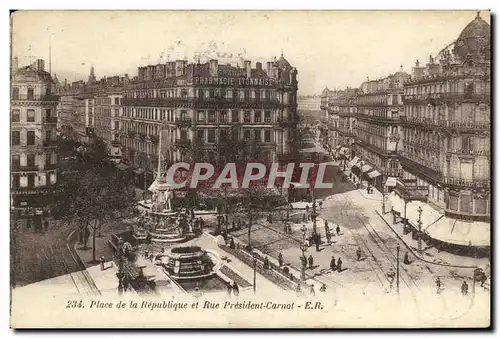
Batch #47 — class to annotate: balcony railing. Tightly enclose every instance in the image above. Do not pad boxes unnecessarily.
[357,113,400,123]
[42,139,58,147]
[403,92,490,104]
[111,140,122,146]
[399,150,440,172]
[11,94,61,102]
[175,138,192,147]
[442,176,490,189]
[175,118,192,128]
[405,138,440,152]
[122,97,281,109]
[446,149,490,157]
[382,168,403,178]
[400,116,490,131]
[42,116,58,124]
[12,165,39,172]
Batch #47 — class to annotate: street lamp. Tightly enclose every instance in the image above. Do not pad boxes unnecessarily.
[417,206,423,254]
[396,245,400,294]
[311,195,318,235]
[382,180,386,214]
[300,223,308,282]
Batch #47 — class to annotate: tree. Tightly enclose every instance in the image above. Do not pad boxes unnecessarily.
[56,165,136,263]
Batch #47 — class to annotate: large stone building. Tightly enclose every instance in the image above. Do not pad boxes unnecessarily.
[395,13,490,253]
[119,55,299,186]
[353,69,410,190]
[11,59,60,225]
[328,87,359,156]
[327,13,491,255]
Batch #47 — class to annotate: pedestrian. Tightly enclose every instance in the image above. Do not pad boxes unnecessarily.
[122,275,129,292]
[315,235,320,252]
[284,223,288,234]
[100,256,106,271]
[330,256,336,271]
[306,205,310,214]
[226,282,233,297]
[387,268,395,289]
[336,224,341,236]
[278,252,283,267]
[308,255,314,269]
[144,250,149,259]
[436,277,441,291]
[310,284,315,296]
[337,257,343,272]
[302,214,307,223]
[264,256,270,269]
[326,231,332,244]
[43,220,49,232]
[295,284,302,297]
[403,251,411,265]
[319,201,323,210]
[301,256,307,269]
[287,224,292,234]
[320,284,327,292]
[356,247,362,261]
[324,220,329,234]
[461,281,469,295]
[232,281,239,296]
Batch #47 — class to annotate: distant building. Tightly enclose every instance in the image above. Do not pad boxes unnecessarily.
[11,59,60,225]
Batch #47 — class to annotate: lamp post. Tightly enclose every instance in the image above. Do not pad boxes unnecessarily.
[300,223,308,282]
[382,180,386,214]
[417,206,423,254]
[253,255,257,294]
[311,195,318,235]
[396,245,400,294]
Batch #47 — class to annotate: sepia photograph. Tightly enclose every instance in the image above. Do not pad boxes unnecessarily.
[8,9,491,328]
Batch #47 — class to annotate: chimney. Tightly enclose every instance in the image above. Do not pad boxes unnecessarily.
[12,56,18,73]
[209,59,218,77]
[147,65,156,80]
[175,60,184,77]
[166,62,176,78]
[244,60,251,78]
[36,59,45,72]
[266,61,272,75]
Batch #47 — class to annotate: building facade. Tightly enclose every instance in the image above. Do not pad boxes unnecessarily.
[400,13,491,222]
[354,70,409,190]
[329,87,359,153]
[120,55,299,183]
[11,59,60,222]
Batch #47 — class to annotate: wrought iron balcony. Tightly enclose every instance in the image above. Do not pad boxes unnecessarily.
[175,118,192,128]
[11,94,61,102]
[42,116,58,124]
[175,138,192,147]
[446,149,490,157]
[403,92,490,105]
[400,116,490,132]
[12,165,40,172]
[442,176,490,189]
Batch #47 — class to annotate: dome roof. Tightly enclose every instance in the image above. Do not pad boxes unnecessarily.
[453,13,490,60]
[276,56,292,70]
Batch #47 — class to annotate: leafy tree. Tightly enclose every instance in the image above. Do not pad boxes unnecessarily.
[55,165,136,263]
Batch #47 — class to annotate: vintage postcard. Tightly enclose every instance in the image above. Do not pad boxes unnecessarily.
[9,10,491,328]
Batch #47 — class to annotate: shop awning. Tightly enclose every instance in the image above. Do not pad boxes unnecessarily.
[115,163,129,171]
[348,156,360,167]
[335,145,342,149]
[368,170,381,179]
[361,164,372,173]
[339,147,349,154]
[300,146,326,154]
[133,168,145,175]
[424,218,490,247]
[385,177,398,187]
[405,201,442,231]
[388,192,405,214]
[109,158,121,164]
[353,161,362,169]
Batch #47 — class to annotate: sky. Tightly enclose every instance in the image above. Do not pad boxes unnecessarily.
[11,10,489,95]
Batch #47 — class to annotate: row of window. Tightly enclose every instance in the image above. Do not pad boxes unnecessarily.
[127,88,277,101]
[11,172,57,189]
[11,130,53,146]
[405,80,489,96]
[11,153,57,168]
[11,109,54,123]
[12,86,51,100]
[187,128,273,143]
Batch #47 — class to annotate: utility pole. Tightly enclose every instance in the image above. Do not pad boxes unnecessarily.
[396,245,400,294]
[417,206,423,254]
[382,180,386,214]
[253,256,257,294]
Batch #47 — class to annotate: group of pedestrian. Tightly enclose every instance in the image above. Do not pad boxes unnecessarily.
[117,272,130,294]
[330,255,343,273]
[226,281,239,297]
